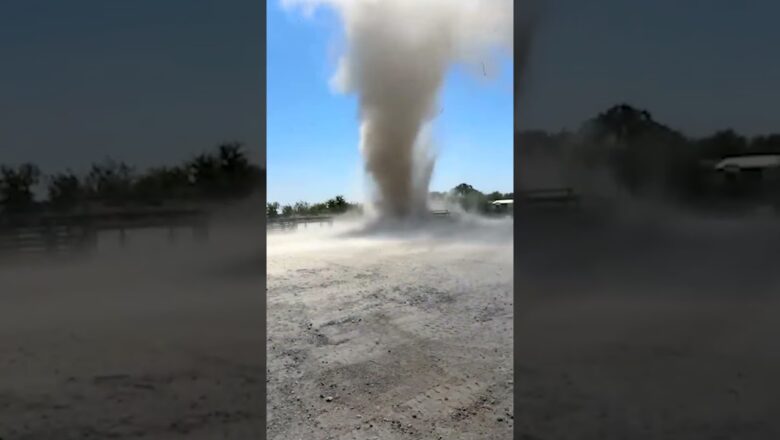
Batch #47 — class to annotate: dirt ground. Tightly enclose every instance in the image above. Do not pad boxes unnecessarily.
[515,210,780,439]
[5,207,777,439]
[266,217,513,440]
[0,225,266,439]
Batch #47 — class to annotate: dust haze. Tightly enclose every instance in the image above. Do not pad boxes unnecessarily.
[514,202,780,438]
[268,1,517,437]
[514,40,780,440]
[0,215,266,439]
[512,2,780,434]
[283,0,512,218]
[514,103,780,436]
[267,216,513,438]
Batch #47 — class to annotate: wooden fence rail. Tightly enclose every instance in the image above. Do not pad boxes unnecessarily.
[267,216,334,231]
[518,188,580,208]
[0,208,210,257]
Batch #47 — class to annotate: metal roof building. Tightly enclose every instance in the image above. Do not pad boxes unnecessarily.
[491,199,514,206]
[714,154,780,171]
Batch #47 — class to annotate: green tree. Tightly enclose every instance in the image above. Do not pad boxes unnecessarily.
[133,165,192,204]
[750,134,780,153]
[85,159,135,205]
[293,201,310,216]
[267,202,280,218]
[578,104,689,197]
[450,183,489,212]
[188,142,260,200]
[47,171,85,211]
[189,153,221,198]
[325,195,349,213]
[696,130,748,159]
[486,191,503,201]
[217,142,256,197]
[0,163,40,212]
[310,202,327,215]
[453,183,478,196]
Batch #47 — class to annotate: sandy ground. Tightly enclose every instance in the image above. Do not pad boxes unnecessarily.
[0,224,266,439]
[267,217,513,440]
[5,206,777,439]
[515,210,780,439]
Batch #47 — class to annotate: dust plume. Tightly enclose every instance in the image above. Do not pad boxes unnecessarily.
[283,0,512,218]
[0,215,267,437]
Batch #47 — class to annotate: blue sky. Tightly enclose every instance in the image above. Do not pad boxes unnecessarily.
[5,0,777,203]
[267,2,514,206]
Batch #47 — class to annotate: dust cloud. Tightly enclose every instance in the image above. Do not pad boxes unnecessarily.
[0,219,266,439]
[283,0,512,218]
[268,2,516,437]
[267,216,513,439]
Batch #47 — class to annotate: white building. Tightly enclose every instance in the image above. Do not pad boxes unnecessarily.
[714,154,780,173]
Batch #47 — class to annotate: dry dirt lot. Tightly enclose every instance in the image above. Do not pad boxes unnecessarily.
[0,225,266,439]
[267,217,513,440]
[514,210,780,439]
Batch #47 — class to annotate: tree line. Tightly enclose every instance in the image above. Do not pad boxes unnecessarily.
[0,142,263,214]
[267,184,513,218]
[519,104,780,203]
[433,184,513,213]
[266,195,356,219]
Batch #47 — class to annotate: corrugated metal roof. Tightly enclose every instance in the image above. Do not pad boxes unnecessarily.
[714,155,780,170]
